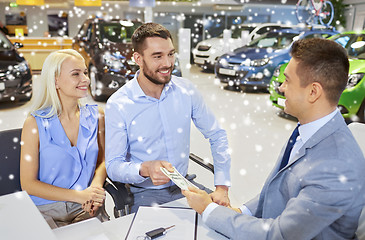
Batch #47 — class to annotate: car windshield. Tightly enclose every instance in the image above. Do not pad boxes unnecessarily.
[231,26,255,38]
[331,33,365,59]
[331,34,351,48]
[0,32,12,50]
[247,31,298,49]
[100,21,140,43]
[216,26,255,39]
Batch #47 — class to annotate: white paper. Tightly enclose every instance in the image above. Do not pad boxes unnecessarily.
[125,206,197,240]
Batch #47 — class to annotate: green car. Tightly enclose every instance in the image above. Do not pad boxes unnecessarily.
[269,31,365,122]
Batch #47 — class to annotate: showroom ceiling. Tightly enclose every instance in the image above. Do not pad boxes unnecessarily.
[0,0,298,5]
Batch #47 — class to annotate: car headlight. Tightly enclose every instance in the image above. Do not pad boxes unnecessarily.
[347,73,365,88]
[250,58,270,67]
[103,52,126,70]
[218,58,229,67]
[240,58,251,66]
[13,61,30,74]
[7,61,30,79]
[273,65,282,78]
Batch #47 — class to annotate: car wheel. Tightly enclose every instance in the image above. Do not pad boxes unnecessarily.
[89,65,104,101]
[357,100,365,123]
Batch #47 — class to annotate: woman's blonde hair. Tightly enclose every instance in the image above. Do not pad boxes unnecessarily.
[30,49,86,118]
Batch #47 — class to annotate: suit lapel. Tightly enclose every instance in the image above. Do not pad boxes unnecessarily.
[283,112,344,170]
[256,112,345,217]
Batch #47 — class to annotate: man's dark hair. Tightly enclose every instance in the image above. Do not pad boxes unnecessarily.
[290,38,349,104]
[132,22,172,54]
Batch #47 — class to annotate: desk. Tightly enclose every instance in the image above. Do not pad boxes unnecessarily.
[0,191,57,240]
[53,198,227,240]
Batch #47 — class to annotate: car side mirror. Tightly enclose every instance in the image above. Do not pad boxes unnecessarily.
[13,42,23,49]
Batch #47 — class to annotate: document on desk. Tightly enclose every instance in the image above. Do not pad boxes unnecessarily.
[125,206,197,240]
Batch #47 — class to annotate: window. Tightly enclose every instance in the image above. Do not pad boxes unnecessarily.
[78,22,89,37]
[0,32,12,50]
[231,25,255,39]
[99,22,139,43]
[47,14,68,37]
[86,23,93,41]
[333,35,351,48]
[248,32,298,49]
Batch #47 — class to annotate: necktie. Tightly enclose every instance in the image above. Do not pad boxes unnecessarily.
[279,124,300,171]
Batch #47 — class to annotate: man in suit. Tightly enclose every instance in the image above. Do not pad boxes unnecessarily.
[183,38,365,239]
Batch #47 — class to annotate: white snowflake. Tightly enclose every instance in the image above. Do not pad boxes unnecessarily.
[255,144,263,152]
[338,175,348,183]
[239,169,247,176]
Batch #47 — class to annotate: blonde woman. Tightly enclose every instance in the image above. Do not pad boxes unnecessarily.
[20,49,109,228]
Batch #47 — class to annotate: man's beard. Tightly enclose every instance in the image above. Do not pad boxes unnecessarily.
[142,60,173,85]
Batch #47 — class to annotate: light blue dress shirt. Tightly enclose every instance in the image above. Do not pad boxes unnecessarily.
[105,71,231,189]
[30,104,100,206]
[202,109,339,221]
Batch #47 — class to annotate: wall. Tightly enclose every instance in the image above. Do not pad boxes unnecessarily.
[241,4,298,25]
[344,0,365,31]
[2,1,365,38]
[0,3,5,25]
[1,2,300,38]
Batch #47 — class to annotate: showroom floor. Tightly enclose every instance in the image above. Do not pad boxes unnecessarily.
[0,63,297,207]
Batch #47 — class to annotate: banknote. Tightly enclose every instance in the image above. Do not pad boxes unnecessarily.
[160,167,198,191]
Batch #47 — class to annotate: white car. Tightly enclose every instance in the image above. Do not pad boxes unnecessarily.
[192,23,294,70]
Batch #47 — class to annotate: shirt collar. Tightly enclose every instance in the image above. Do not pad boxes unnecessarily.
[298,108,339,144]
[130,70,146,99]
[130,70,175,100]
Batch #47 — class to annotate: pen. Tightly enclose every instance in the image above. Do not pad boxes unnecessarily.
[145,225,175,239]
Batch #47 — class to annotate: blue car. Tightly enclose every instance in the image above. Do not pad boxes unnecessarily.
[215,27,338,92]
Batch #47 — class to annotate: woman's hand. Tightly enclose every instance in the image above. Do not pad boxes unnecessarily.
[76,186,105,206]
[82,200,101,216]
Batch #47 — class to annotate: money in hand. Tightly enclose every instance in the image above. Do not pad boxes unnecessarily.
[160,167,199,191]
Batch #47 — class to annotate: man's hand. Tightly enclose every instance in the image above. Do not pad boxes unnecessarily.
[210,185,230,207]
[229,207,242,213]
[140,160,174,185]
[182,187,213,214]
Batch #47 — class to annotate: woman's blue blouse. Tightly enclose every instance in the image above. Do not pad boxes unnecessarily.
[30,104,99,205]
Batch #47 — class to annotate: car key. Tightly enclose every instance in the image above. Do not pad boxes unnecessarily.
[145,225,175,239]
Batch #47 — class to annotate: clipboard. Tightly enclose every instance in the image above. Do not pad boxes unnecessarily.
[125,206,198,240]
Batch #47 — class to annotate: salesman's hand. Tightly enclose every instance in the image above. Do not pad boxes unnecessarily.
[140,160,174,185]
[182,187,213,214]
[210,185,230,207]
